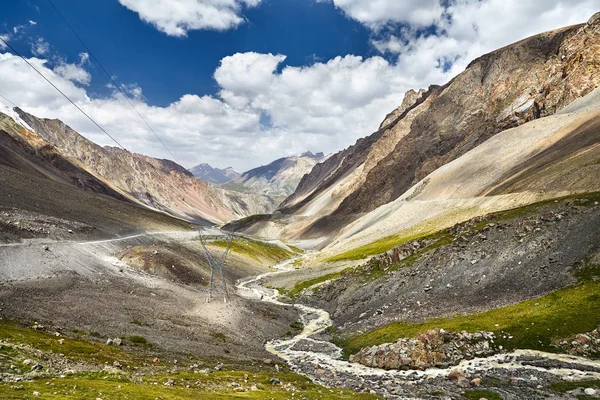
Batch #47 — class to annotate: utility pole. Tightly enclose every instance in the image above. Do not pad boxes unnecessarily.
[198,228,233,303]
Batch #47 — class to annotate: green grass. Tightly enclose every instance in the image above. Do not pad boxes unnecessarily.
[287,244,304,254]
[0,321,380,400]
[334,278,600,358]
[127,335,148,345]
[551,380,600,393]
[211,238,294,263]
[0,320,130,365]
[324,230,437,262]
[288,271,344,298]
[0,371,380,399]
[462,389,503,400]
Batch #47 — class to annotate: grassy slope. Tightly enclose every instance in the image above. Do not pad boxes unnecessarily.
[210,238,295,264]
[286,271,345,298]
[327,192,600,357]
[326,192,600,262]
[335,260,600,358]
[0,321,378,400]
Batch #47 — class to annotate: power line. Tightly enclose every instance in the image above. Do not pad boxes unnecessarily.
[0,36,126,150]
[0,93,18,108]
[46,0,179,163]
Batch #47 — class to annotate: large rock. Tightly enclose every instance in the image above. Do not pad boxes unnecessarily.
[349,329,497,370]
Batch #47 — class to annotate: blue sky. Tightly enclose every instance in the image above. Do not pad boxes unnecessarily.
[3,0,374,107]
[0,0,597,170]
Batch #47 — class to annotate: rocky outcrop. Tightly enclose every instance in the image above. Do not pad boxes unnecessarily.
[350,329,498,370]
[557,326,600,357]
[8,109,276,224]
[379,88,426,130]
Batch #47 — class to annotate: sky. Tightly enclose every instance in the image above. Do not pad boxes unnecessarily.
[0,0,598,171]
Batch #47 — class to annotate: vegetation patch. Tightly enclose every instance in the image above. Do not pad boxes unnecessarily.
[210,238,294,263]
[209,331,227,343]
[127,335,148,345]
[550,379,600,393]
[0,370,379,400]
[0,320,130,364]
[0,321,379,399]
[221,214,271,232]
[288,271,344,298]
[334,280,600,358]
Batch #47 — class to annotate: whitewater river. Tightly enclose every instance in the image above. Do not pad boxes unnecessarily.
[236,257,600,398]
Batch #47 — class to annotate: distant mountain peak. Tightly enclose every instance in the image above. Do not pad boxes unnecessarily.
[189,163,240,184]
[223,151,327,199]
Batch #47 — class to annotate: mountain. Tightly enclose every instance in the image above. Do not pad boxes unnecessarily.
[224,152,327,198]
[0,107,277,225]
[228,16,600,249]
[189,163,240,184]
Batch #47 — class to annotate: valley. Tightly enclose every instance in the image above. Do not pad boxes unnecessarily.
[0,8,599,400]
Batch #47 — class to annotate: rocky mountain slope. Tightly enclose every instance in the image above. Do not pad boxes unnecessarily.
[3,108,276,224]
[224,151,327,198]
[188,163,239,184]
[231,15,600,249]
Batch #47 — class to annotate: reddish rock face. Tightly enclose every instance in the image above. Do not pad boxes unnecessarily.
[8,111,277,224]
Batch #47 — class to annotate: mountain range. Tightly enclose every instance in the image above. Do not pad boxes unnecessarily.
[223,151,328,199]
[227,19,600,254]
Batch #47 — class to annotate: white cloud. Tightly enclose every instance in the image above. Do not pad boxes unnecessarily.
[78,52,90,65]
[318,0,444,30]
[0,49,411,171]
[29,20,37,26]
[362,0,599,87]
[0,34,9,50]
[31,38,50,56]
[53,62,92,85]
[1,1,598,172]
[117,0,262,36]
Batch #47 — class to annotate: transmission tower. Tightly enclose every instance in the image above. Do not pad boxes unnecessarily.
[198,228,233,302]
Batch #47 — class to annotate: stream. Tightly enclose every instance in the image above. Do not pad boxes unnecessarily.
[236,257,600,398]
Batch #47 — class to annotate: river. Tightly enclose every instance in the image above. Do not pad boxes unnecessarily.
[236,257,600,398]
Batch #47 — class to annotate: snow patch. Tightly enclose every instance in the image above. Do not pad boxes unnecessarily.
[0,103,35,133]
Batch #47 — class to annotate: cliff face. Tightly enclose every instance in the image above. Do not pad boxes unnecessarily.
[269,16,600,242]
[11,110,277,224]
[337,20,600,215]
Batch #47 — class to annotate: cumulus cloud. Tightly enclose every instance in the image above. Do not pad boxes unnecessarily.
[117,0,262,36]
[318,0,444,29]
[31,38,50,56]
[1,1,598,172]
[0,49,412,171]
[361,0,599,86]
[53,62,92,85]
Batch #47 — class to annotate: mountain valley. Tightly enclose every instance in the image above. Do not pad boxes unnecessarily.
[1,10,600,400]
